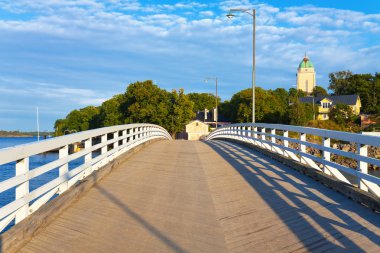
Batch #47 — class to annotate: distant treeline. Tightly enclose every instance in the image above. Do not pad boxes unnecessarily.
[0,131,52,137]
[54,71,379,135]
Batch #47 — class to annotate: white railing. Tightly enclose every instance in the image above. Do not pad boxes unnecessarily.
[0,124,171,232]
[207,123,380,198]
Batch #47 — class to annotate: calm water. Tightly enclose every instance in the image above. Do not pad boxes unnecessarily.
[0,137,83,232]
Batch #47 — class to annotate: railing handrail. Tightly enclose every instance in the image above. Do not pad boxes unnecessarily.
[0,123,169,165]
[210,123,380,146]
[0,123,171,232]
[206,123,380,198]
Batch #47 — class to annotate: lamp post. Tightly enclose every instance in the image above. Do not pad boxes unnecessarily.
[227,8,256,123]
[204,77,218,128]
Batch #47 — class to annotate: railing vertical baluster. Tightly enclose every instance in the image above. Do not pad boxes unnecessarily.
[323,137,332,175]
[113,131,119,150]
[122,130,127,151]
[271,128,275,152]
[83,138,92,176]
[357,143,368,192]
[15,157,29,223]
[247,126,252,142]
[283,130,289,157]
[58,145,69,194]
[101,134,107,154]
[300,133,306,164]
[261,128,266,149]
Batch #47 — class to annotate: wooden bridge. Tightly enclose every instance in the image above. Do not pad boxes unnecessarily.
[0,124,379,252]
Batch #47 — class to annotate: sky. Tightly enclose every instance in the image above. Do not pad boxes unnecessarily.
[0,0,379,131]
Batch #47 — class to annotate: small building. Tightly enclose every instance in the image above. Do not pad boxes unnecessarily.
[185,120,209,140]
[299,95,361,120]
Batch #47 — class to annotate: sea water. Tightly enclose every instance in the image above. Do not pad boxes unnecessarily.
[0,137,83,232]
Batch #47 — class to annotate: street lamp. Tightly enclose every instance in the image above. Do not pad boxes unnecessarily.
[204,77,218,128]
[227,8,256,123]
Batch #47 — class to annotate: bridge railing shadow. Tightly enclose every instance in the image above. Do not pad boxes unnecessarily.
[206,140,380,252]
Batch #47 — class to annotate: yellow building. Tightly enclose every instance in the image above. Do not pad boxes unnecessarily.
[185,120,209,140]
[296,55,316,94]
[299,95,361,120]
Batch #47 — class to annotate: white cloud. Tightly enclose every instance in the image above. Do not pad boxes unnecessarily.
[0,0,379,130]
[199,10,214,17]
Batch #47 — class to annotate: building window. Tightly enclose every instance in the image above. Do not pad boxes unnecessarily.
[322,102,331,108]
[196,122,199,126]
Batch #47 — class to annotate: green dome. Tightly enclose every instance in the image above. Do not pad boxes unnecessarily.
[299,56,314,68]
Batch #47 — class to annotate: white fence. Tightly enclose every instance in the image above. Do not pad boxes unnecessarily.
[0,124,171,232]
[207,123,380,198]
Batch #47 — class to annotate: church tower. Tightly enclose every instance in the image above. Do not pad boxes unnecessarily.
[296,54,316,94]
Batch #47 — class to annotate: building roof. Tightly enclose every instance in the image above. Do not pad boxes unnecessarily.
[299,56,314,69]
[299,95,360,105]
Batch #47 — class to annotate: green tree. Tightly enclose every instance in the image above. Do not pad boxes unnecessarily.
[328,70,354,95]
[54,119,68,136]
[312,86,328,97]
[289,88,307,103]
[122,80,171,126]
[329,71,380,114]
[288,101,314,126]
[228,88,252,122]
[168,89,195,135]
[98,94,124,127]
[328,103,355,125]
[188,93,220,112]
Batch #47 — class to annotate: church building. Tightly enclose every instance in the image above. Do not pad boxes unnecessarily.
[296,55,316,94]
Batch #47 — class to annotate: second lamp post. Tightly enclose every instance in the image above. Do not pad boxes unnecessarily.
[227,8,256,123]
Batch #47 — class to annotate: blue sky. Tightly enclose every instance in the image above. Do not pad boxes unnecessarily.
[0,0,379,131]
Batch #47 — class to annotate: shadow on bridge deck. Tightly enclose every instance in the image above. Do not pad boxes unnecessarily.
[205,140,380,252]
[11,140,380,253]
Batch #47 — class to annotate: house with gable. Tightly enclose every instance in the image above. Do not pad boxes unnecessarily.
[299,95,361,120]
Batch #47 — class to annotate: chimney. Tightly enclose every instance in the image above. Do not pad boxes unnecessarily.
[204,109,209,121]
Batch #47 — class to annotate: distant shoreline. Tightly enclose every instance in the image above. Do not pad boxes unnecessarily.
[0,135,33,138]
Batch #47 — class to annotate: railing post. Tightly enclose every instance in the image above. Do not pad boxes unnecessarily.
[283,130,289,157]
[253,126,258,140]
[113,131,119,150]
[323,137,332,175]
[83,138,92,177]
[122,130,127,151]
[271,128,276,152]
[261,128,266,148]
[58,145,69,194]
[300,133,306,164]
[15,157,29,223]
[357,143,368,192]
[101,134,107,155]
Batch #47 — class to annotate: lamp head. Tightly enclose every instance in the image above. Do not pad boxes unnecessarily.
[226,12,235,19]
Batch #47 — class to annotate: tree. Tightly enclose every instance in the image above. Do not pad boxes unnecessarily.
[168,89,195,135]
[288,101,314,126]
[288,88,307,103]
[188,93,220,112]
[329,71,380,114]
[228,88,252,122]
[54,119,68,136]
[312,86,328,97]
[98,94,124,127]
[328,70,354,95]
[329,103,355,125]
[122,80,171,126]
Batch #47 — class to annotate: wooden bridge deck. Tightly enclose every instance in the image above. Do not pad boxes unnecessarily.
[18,140,380,253]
